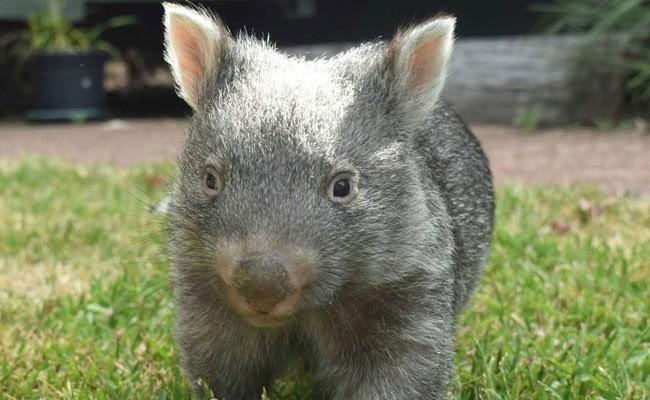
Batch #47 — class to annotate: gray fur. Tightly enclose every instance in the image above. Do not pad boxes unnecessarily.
[166,10,494,400]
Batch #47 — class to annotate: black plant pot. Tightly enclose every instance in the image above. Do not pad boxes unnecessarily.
[27,51,109,122]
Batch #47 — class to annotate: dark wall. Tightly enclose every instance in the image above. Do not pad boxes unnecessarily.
[244,0,554,44]
[97,0,553,48]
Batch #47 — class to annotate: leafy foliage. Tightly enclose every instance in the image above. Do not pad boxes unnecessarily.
[25,0,134,54]
[534,0,650,104]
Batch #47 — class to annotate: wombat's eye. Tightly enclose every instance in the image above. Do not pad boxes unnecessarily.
[203,167,221,197]
[333,179,350,197]
[328,172,358,203]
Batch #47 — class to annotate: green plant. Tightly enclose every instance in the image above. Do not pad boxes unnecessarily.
[534,0,650,104]
[24,0,135,54]
[514,105,544,131]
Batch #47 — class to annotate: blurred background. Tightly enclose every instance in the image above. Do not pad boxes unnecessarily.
[0,0,648,122]
[1,0,649,194]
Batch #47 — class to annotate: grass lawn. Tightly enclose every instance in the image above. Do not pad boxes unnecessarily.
[1,157,648,399]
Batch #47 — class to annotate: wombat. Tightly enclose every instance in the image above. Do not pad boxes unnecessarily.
[163,3,494,399]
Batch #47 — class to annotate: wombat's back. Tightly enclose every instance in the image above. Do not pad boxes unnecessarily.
[415,102,495,312]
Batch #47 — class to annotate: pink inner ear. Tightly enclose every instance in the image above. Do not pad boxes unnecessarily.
[409,37,443,90]
[172,22,205,102]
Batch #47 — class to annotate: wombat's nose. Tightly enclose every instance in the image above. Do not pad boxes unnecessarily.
[231,255,293,313]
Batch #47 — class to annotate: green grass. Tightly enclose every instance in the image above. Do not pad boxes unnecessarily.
[1,157,648,399]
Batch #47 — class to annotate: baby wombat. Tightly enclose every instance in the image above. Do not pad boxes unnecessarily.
[163,3,494,399]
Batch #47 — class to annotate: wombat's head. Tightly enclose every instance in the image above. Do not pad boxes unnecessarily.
[164,3,455,328]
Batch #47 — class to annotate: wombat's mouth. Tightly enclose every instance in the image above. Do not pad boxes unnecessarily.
[224,283,301,328]
[241,312,290,328]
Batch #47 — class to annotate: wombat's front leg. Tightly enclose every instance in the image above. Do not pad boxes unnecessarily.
[175,303,291,399]
[308,309,455,400]
[178,329,268,399]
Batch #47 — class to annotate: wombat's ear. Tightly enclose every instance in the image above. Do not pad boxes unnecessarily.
[388,16,455,109]
[163,3,230,110]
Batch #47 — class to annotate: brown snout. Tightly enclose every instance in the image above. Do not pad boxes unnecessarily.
[232,255,293,313]
[224,250,314,323]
